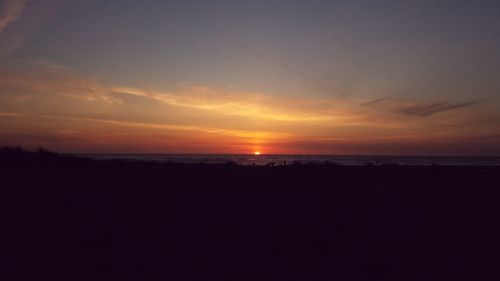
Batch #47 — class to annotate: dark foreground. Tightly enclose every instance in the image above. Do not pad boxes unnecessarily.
[2,148,500,280]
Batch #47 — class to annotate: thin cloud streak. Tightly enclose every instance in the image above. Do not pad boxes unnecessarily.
[362,97,481,117]
[0,0,26,34]
[361,98,387,106]
[52,114,287,140]
[0,112,291,153]
[397,101,480,117]
[0,0,75,56]
[111,86,339,122]
[233,42,349,97]
[1,59,499,154]
[0,59,121,104]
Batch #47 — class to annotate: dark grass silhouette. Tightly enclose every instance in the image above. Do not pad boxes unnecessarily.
[2,146,500,280]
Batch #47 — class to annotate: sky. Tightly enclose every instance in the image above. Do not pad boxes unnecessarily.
[1,0,500,155]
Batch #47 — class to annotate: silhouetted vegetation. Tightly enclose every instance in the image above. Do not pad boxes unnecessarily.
[2,147,499,280]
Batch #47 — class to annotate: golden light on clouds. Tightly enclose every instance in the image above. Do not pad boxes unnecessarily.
[111,86,335,122]
[0,60,499,155]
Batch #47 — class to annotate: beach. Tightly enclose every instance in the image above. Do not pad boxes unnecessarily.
[2,148,500,280]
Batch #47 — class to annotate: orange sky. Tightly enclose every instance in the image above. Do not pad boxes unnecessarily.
[1,59,499,155]
[1,1,500,155]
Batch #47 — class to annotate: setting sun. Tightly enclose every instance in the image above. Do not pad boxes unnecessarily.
[0,1,498,157]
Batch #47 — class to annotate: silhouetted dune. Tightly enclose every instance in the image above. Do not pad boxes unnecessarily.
[2,147,499,280]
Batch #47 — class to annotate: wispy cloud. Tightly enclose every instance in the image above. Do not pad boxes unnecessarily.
[0,0,74,56]
[42,114,287,140]
[0,111,24,117]
[361,98,387,106]
[0,0,26,34]
[1,59,498,154]
[396,101,480,117]
[0,59,121,104]
[1,60,366,127]
[362,97,480,117]
[234,43,350,97]
[0,112,289,153]
[111,86,342,122]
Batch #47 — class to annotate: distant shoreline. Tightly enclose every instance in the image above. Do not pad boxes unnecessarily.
[72,152,500,166]
[2,146,500,166]
[3,145,500,280]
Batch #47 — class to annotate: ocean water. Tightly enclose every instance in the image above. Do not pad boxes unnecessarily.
[75,154,500,166]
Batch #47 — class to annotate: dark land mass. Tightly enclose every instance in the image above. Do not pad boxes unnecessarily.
[2,147,500,280]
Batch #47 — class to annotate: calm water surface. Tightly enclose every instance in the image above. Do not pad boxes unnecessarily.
[74,154,500,166]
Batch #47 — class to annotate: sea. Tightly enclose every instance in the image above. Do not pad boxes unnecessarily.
[74,154,500,166]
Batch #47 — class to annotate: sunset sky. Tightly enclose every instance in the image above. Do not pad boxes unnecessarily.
[1,0,500,155]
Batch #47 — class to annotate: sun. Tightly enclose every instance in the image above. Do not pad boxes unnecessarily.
[254,151,261,155]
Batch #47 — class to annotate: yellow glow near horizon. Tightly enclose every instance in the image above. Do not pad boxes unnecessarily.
[1,60,496,156]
